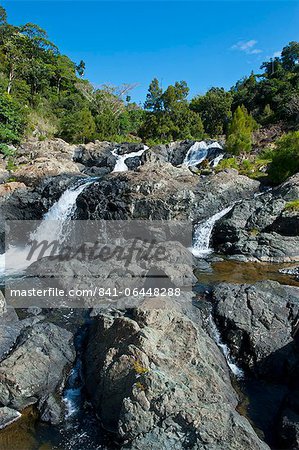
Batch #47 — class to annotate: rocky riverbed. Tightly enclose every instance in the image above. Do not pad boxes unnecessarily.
[0,138,298,449]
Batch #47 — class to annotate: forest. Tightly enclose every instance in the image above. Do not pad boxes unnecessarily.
[0,5,299,183]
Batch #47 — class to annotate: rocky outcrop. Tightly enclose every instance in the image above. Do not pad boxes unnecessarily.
[0,407,21,430]
[0,294,75,428]
[77,164,260,222]
[84,303,269,449]
[212,281,299,448]
[0,322,74,411]
[212,173,299,262]
[213,280,299,379]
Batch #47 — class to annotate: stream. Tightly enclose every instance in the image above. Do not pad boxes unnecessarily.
[0,144,297,449]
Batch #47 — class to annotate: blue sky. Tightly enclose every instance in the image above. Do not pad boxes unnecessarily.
[3,1,299,103]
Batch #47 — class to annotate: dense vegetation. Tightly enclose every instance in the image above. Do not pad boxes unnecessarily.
[0,5,298,183]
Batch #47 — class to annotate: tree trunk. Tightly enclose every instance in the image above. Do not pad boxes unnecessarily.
[7,66,14,94]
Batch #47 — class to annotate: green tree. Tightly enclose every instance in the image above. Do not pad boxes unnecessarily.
[281,41,299,71]
[190,87,232,136]
[0,91,26,143]
[60,108,95,143]
[144,78,162,111]
[268,131,299,184]
[226,105,256,155]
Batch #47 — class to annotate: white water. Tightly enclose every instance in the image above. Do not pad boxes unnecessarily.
[209,316,244,378]
[0,178,94,278]
[112,145,148,173]
[211,153,224,168]
[184,141,223,167]
[192,206,233,257]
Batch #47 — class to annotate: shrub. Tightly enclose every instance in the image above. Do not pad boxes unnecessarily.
[0,92,26,143]
[268,131,299,184]
[285,199,299,211]
[226,105,257,155]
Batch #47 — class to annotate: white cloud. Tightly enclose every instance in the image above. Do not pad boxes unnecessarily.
[273,51,281,58]
[231,40,262,55]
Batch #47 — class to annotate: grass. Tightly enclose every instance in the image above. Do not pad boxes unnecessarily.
[285,200,299,212]
[215,155,272,181]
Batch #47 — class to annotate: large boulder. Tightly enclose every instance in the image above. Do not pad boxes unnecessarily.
[213,281,299,379]
[212,173,299,262]
[13,139,81,186]
[0,321,74,414]
[84,303,269,449]
[77,163,260,222]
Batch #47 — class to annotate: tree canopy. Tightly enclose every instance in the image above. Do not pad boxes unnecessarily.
[0,5,298,150]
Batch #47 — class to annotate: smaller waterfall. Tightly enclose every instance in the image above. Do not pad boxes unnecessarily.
[184,141,223,167]
[211,153,224,168]
[112,145,148,173]
[209,316,244,378]
[184,141,208,167]
[192,206,233,257]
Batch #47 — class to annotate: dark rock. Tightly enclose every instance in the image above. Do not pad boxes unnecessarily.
[76,163,259,222]
[82,166,110,177]
[125,156,142,171]
[213,281,299,380]
[212,173,299,262]
[0,322,75,411]
[84,303,269,449]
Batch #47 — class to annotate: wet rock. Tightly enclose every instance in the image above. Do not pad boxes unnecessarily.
[85,304,269,449]
[125,156,142,171]
[212,173,299,262]
[0,407,21,430]
[0,185,42,252]
[213,281,299,380]
[0,322,75,411]
[39,394,63,425]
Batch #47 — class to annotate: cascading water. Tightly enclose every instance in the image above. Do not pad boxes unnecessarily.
[184,141,209,167]
[208,316,244,378]
[111,145,148,173]
[184,141,223,167]
[0,178,95,279]
[192,206,233,257]
[211,153,224,168]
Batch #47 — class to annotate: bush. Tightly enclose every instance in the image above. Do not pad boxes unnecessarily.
[285,199,299,211]
[268,131,299,184]
[0,143,15,157]
[0,92,26,143]
[226,105,257,155]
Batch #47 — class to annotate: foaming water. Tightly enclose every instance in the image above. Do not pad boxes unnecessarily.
[184,141,223,167]
[209,316,244,378]
[192,206,233,257]
[0,178,95,279]
[111,145,148,172]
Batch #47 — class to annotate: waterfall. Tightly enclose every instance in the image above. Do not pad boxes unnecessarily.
[33,178,95,244]
[192,206,233,257]
[184,141,209,167]
[211,153,224,168]
[208,316,244,378]
[0,178,95,278]
[184,141,223,167]
[112,145,148,173]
